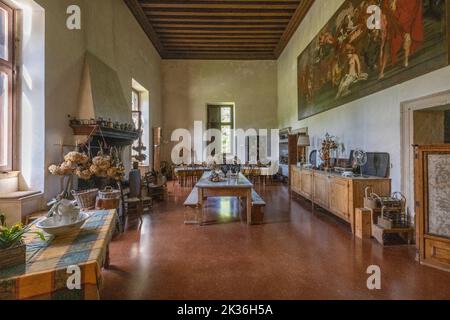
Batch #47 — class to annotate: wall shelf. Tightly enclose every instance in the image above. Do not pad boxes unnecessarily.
[70,124,139,146]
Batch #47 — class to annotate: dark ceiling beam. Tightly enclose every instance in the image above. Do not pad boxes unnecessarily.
[140,2,299,10]
[148,16,291,23]
[162,38,279,43]
[144,10,294,17]
[140,0,300,3]
[124,0,165,57]
[154,25,287,30]
[156,30,284,35]
[152,22,289,27]
[159,34,281,39]
[164,52,276,60]
[164,44,277,49]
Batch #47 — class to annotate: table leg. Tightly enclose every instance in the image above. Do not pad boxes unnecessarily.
[104,245,111,269]
[246,189,252,225]
[198,188,204,225]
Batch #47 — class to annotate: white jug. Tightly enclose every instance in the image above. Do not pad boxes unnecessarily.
[50,199,81,225]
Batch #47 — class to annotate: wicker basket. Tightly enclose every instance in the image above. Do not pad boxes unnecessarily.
[71,189,98,210]
[98,186,121,200]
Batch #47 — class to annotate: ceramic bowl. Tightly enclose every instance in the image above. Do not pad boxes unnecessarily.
[36,212,91,236]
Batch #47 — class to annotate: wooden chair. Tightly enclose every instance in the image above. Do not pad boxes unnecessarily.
[178,168,188,187]
[118,172,152,224]
[146,173,168,201]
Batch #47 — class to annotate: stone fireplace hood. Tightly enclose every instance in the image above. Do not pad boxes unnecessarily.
[77,52,131,124]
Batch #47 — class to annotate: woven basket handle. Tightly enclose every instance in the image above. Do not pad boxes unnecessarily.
[364,186,373,198]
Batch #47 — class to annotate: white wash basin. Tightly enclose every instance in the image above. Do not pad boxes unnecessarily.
[36,212,91,236]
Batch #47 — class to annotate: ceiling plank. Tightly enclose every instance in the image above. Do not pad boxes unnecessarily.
[129,0,313,59]
[164,44,276,49]
[148,17,291,23]
[156,29,284,34]
[160,34,281,39]
[154,25,287,30]
[152,21,288,27]
[162,38,279,43]
[164,53,276,60]
[141,0,300,3]
[144,10,294,17]
[163,47,273,53]
[124,0,165,56]
[140,3,299,10]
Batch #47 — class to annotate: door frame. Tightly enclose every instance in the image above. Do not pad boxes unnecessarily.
[400,90,450,216]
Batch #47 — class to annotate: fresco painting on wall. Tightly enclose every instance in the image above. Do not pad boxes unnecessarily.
[298,0,450,120]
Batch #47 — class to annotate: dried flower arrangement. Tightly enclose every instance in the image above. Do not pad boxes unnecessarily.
[48,145,125,200]
[49,151,125,180]
[319,133,338,169]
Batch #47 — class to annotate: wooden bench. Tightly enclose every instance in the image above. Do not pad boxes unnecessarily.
[184,187,266,225]
[249,189,266,224]
[184,187,200,224]
[239,189,266,224]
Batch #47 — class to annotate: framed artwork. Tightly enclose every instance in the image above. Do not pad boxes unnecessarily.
[298,0,450,120]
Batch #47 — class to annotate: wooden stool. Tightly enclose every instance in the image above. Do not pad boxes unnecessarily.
[372,224,415,245]
[355,208,372,239]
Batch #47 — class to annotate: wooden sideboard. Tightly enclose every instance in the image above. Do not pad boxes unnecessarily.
[291,165,391,233]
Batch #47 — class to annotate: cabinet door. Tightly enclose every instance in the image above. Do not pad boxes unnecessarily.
[314,173,329,209]
[300,171,312,199]
[415,146,450,271]
[329,177,350,220]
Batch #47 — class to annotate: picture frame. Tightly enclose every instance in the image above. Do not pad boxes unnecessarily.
[297,0,450,120]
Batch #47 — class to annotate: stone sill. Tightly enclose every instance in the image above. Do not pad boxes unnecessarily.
[0,171,20,179]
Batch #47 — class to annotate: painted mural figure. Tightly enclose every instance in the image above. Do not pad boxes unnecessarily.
[336,45,368,98]
[379,0,424,78]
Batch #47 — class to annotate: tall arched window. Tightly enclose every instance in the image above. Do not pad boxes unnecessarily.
[0,1,14,172]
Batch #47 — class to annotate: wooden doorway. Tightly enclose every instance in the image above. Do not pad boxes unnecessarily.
[401,90,450,216]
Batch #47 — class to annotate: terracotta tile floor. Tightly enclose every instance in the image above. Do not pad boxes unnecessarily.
[100,183,450,300]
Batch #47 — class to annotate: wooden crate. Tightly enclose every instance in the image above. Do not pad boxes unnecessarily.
[372,224,415,246]
[0,243,26,269]
[355,208,372,239]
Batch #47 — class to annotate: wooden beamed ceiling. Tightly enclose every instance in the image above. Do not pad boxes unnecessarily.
[125,0,315,60]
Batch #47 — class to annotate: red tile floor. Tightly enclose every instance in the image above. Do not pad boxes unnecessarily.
[100,183,450,300]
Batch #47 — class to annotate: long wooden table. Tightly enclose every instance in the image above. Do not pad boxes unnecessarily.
[0,210,116,300]
[196,172,254,224]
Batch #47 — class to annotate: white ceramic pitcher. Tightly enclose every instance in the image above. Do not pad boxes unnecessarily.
[50,199,81,225]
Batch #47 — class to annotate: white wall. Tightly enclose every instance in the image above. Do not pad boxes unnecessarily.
[162,59,278,162]
[33,0,162,200]
[277,0,450,191]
